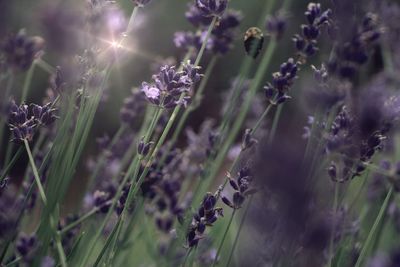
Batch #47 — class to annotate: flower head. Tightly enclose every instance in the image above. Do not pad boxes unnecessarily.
[8,101,36,142]
[31,102,58,126]
[140,62,201,109]
[195,0,228,18]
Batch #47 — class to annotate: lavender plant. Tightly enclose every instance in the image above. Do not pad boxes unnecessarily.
[1,0,400,266]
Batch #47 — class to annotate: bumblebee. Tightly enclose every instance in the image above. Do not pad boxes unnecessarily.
[244,27,264,59]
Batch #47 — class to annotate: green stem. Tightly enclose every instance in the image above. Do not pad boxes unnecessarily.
[194,16,217,66]
[252,102,275,133]
[5,256,21,267]
[86,107,162,266]
[35,58,56,74]
[182,248,192,267]
[24,139,47,205]
[24,139,68,267]
[268,104,283,144]
[21,62,36,102]
[0,74,14,155]
[59,207,99,235]
[327,182,339,267]
[225,196,253,267]
[212,210,236,267]
[0,148,23,184]
[354,186,394,267]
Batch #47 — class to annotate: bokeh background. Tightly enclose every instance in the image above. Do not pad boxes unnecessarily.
[2,0,395,265]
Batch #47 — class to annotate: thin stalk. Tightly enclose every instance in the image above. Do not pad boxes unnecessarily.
[0,147,23,184]
[24,139,68,267]
[225,196,253,267]
[5,257,21,267]
[327,182,339,267]
[252,102,275,133]
[194,16,217,66]
[267,104,283,144]
[35,58,56,74]
[182,248,192,267]
[0,73,14,155]
[212,210,236,267]
[54,229,68,267]
[59,207,99,235]
[24,139,47,205]
[354,186,394,267]
[21,62,36,102]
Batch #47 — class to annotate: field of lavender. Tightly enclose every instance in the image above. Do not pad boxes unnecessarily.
[1,0,400,266]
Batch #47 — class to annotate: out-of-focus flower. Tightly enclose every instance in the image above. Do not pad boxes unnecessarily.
[186,3,213,27]
[2,29,45,71]
[120,88,146,127]
[266,11,288,40]
[16,233,38,264]
[327,12,383,79]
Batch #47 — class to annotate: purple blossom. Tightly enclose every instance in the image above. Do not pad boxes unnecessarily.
[140,62,201,109]
[195,0,228,18]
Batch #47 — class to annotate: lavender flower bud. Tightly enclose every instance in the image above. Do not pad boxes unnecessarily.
[8,101,36,142]
[221,196,234,208]
[266,12,287,40]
